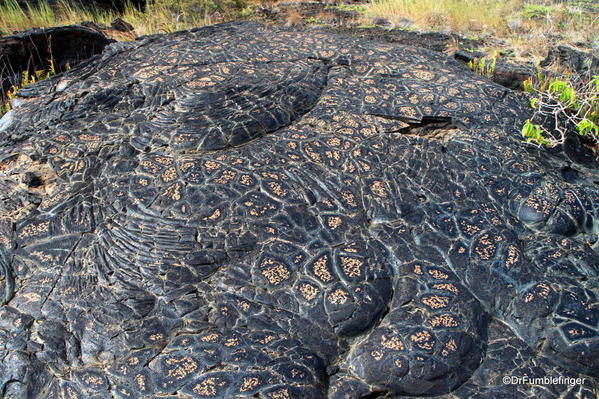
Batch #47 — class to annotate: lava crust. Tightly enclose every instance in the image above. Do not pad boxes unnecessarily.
[0,21,598,399]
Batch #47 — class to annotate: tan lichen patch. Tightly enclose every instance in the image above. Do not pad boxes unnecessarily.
[413,69,435,81]
[299,283,319,301]
[18,221,50,239]
[327,216,342,230]
[155,157,174,166]
[400,106,418,119]
[204,160,221,171]
[429,314,459,328]
[441,338,458,357]
[341,190,358,207]
[201,333,220,342]
[370,181,388,197]
[140,160,161,174]
[30,250,56,264]
[340,256,363,278]
[268,388,292,399]
[165,356,198,379]
[536,283,551,299]
[410,330,435,350]
[327,289,349,305]
[58,286,77,296]
[65,385,80,399]
[358,160,371,171]
[505,245,520,268]
[475,233,497,260]
[327,137,342,147]
[240,376,260,392]
[149,333,165,341]
[193,377,226,396]
[568,327,583,337]
[261,259,291,285]
[203,208,222,221]
[460,220,481,236]
[312,255,333,282]
[257,335,276,345]
[161,166,178,182]
[524,292,534,303]
[267,181,288,197]
[239,174,254,186]
[428,269,449,279]
[135,373,147,390]
[370,350,384,360]
[422,295,450,309]
[83,374,104,387]
[381,334,405,351]
[214,170,236,184]
[237,300,250,312]
[432,283,459,294]
[163,183,182,201]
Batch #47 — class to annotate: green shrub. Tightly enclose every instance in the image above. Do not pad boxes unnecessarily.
[522,71,598,147]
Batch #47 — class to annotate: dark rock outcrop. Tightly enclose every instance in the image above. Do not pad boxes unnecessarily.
[0,21,597,399]
[0,25,113,100]
[541,44,599,76]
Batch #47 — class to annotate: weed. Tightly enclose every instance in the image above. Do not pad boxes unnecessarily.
[522,4,552,20]
[332,4,368,14]
[468,51,499,78]
[1,58,60,117]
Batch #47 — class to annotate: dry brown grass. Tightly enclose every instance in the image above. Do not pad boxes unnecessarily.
[363,0,598,63]
[285,8,302,26]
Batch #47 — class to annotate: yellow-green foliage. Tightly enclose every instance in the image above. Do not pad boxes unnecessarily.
[468,51,498,78]
[1,58,58,116]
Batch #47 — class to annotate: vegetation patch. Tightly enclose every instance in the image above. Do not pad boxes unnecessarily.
[467,51,499,78]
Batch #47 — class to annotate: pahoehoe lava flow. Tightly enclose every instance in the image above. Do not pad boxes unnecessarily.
[0,21,598,399]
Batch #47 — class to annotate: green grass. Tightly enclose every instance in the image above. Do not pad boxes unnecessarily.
[1,0,114,34]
